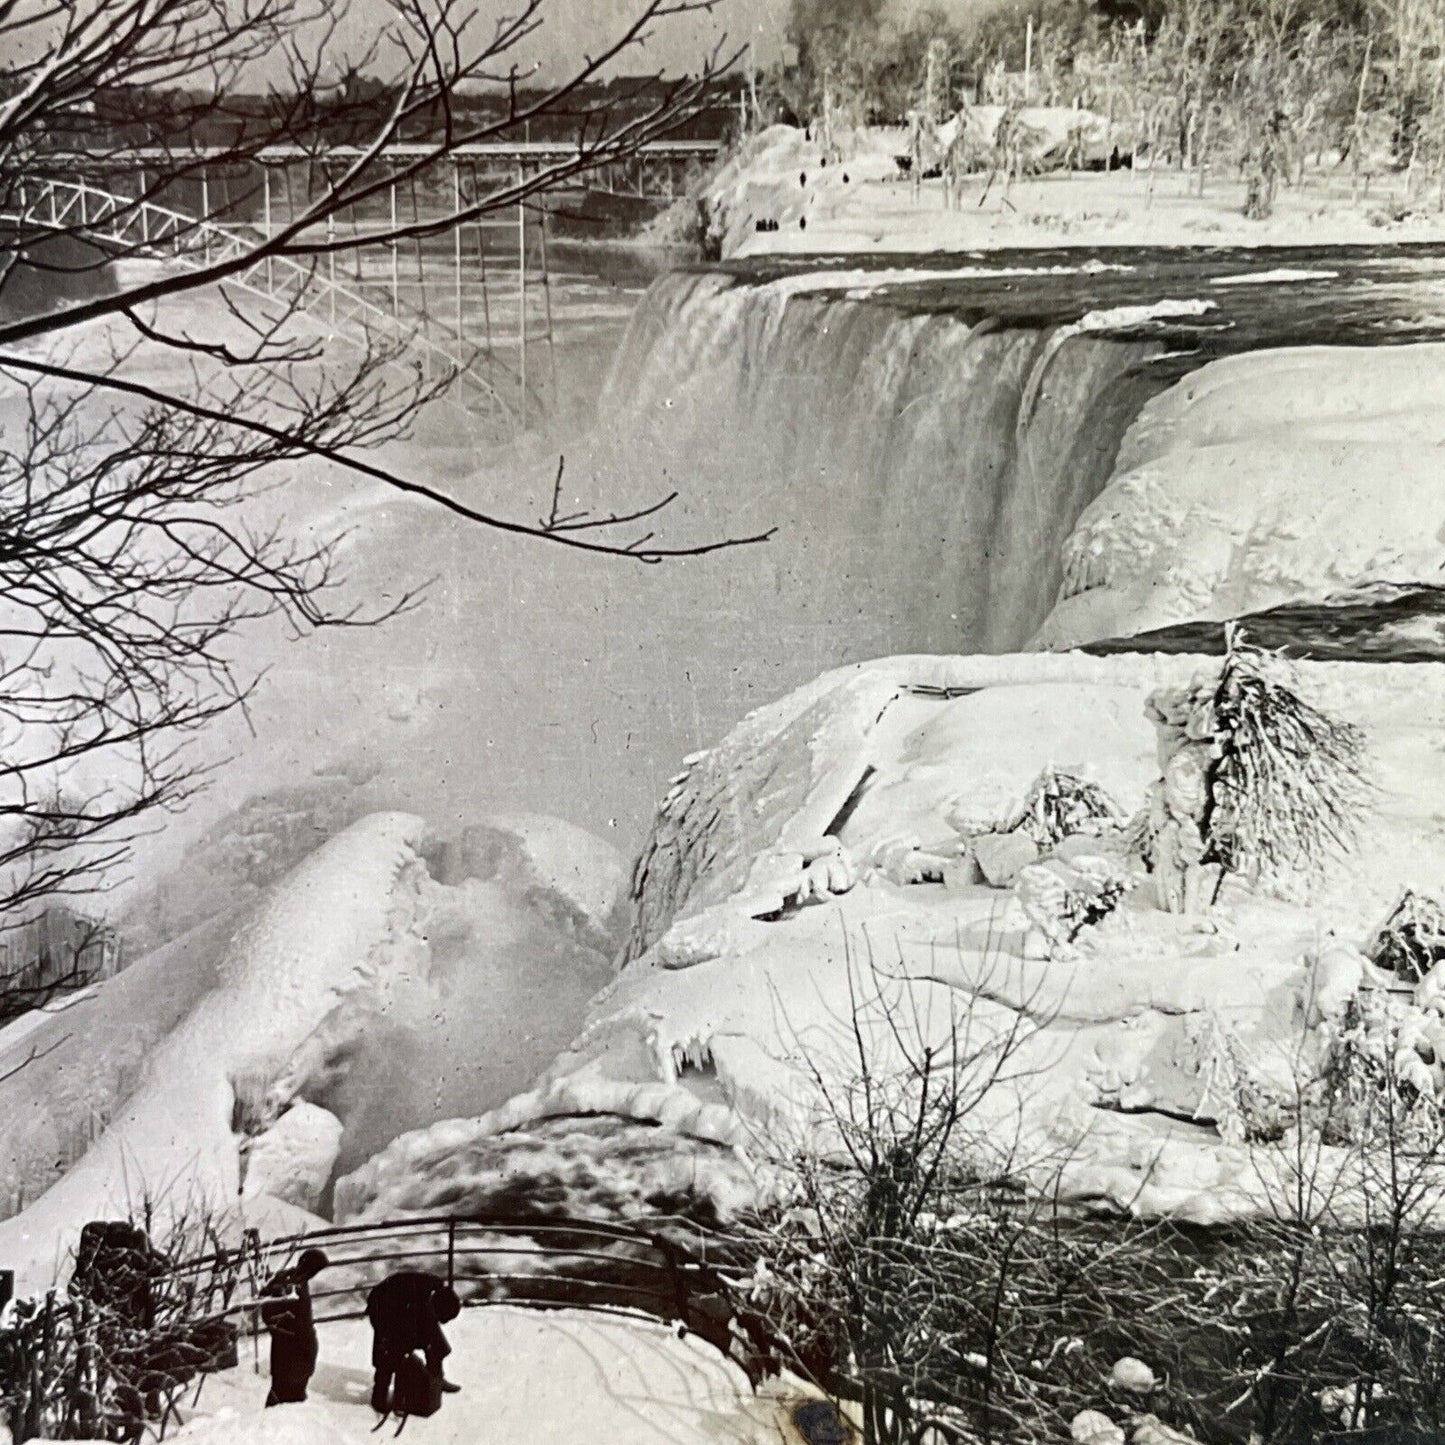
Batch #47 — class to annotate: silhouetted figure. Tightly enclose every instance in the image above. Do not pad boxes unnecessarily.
[260,1249,330,1407]
[365,1271,462,1415]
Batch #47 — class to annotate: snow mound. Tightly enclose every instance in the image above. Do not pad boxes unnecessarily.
[0,813,430,1292]
[701,124,903,259]
[342,652,1445,1229]
[242,1103,344,1214]
[1035,344,1445,648]
[0,808,621,1293]
[160,1404,354,1445]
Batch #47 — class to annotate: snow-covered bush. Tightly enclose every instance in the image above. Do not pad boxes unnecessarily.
[1014,854,1131,953]
[1203,636,1371,888]
[730,939,1211,1445]
[1368,890,1445,985]
[1318,990,1445,1147]
[1,1209,243,1443]
[1011,765,1128,849]
[1186,1010,1297,1145]
[1142,634,1372,909]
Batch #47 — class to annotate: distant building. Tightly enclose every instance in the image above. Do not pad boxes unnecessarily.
[0,905,122,1010]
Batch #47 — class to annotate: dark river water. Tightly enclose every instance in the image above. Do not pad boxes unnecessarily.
[724,241,1445,350]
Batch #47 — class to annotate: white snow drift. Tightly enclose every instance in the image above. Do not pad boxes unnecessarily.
[146,1307,801,1445]
[1035,344,1445,648]
[337,650,1445,1230]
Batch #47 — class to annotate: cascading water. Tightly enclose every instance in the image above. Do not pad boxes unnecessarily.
[592,269,1176,654]
[128,264,1197,892]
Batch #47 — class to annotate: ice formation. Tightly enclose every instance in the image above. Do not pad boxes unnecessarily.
[0,813,433,1290]
[241,1103,344,1214]
[0,810,623,1293]
[336,650,1445,1231]
[1035,344,1445,649]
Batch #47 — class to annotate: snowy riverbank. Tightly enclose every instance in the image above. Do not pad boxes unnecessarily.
[705,124,1445,261]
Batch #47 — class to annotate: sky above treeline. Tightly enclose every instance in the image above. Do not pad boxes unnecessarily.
[0,0,997,88]
[316,0,995,84]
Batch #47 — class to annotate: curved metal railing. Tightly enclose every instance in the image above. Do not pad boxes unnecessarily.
[162,1212,757,1377]
[3,177,510,415]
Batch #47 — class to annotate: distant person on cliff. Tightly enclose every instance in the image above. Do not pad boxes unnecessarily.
[260,1249,330,1406]
[365,1270,462,1415]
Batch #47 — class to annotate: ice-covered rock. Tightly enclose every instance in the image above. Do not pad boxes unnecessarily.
[1318,1382,1373,1426]
[1131,1417,1195,1445]
[242,1103,344,1213]
[1072,1409,1127,1445]
[1304,946,1367,1028]
[1109,1356,1157,1393]
[334,1116,755,1226]
[1417,957,1445,1014]
[0,807,619,1293]
[973,832,1040,887]
[0,813,430,1291]
[1036,345,1445,649]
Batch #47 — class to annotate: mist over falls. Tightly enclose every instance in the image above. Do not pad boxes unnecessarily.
[155,264,1184,883]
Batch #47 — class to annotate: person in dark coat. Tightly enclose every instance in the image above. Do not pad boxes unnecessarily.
[364,1271,462,1414]
[260,1249,330,1406]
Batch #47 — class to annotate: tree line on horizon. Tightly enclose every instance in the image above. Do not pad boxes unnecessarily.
[768,0,1445,217]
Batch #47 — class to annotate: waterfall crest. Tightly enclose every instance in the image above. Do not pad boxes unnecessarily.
[593,270,1172,653]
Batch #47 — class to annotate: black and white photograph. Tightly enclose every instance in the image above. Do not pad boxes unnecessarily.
[2,0,1445,1441]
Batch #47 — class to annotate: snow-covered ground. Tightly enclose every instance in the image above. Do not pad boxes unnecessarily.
[9,123,1445,1359]
[706,124,1445,260]
[151,1308,802,1445]
[337,650,1445,1230]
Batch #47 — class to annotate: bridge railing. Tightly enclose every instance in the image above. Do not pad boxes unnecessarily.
[162,1213,755,1376]
[3,177,516,420]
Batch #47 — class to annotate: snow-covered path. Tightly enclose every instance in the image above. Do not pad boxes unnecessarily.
[176,1308,800,1445]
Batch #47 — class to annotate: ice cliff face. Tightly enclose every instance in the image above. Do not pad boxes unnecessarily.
[337,651,1445,1232]
[1035,344,1445,651]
